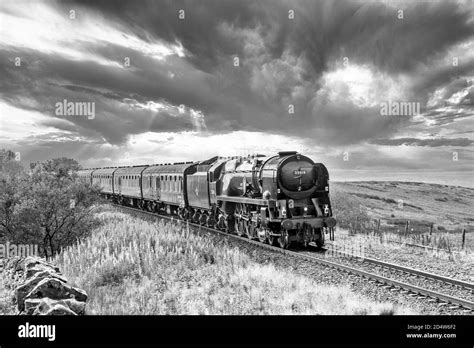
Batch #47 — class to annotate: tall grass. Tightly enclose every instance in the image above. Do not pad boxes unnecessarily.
[54,209,411,315]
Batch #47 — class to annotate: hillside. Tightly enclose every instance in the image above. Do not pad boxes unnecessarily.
[331,181,474,233]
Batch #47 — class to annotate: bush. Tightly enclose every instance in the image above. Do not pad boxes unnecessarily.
[0,158,100,257]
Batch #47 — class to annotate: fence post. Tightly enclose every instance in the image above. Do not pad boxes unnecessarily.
[462,229,466,250]
[429,223,433,236]
[405,220,409,236]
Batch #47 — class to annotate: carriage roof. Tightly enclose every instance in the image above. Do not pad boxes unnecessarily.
[142,162,195,175]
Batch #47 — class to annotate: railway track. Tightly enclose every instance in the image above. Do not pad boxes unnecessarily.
[323,243,472,288]
[115,204,474,312]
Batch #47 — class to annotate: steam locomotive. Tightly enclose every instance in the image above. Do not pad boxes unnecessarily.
[78,151,336,248]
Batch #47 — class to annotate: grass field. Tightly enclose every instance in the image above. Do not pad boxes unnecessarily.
[52,208,411,315]
[331,181,474,251]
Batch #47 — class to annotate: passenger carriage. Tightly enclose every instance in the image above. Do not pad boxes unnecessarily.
[113,166,148,207]
[91,167,117,199]
[142,162,194,215]
[77,168,96,185]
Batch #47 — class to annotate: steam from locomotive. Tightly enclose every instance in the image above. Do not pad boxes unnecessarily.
[78,151,336,249]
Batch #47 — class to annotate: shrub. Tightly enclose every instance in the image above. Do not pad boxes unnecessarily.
[0,158,101,257]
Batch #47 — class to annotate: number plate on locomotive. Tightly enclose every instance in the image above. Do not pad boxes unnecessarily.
[293,170,306,175]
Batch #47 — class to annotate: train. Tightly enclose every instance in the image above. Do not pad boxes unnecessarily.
[78,151,336,249]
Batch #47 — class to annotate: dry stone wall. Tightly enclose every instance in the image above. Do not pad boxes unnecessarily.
[1,256,87,315]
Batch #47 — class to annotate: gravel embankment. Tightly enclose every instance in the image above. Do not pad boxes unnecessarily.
[330,231,473,283]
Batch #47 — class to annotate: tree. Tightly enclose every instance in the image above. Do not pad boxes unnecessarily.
[0,160,100,257]
[0,149,16,163]
[30,157,81,177]
[0,149,24,176]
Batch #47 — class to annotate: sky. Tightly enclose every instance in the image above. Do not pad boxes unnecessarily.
[0,0,473,186]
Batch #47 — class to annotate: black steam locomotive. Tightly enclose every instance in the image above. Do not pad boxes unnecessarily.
[78,151,336,248]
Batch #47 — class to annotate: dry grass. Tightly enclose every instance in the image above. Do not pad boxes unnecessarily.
[53,209,411,315]
[0,275,16,315]
[331,182,473,255]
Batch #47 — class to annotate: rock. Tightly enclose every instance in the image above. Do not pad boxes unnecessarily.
[25,278,87,304]
[61,298,86,315]
[16,271,68,311]
[25,297,85,315]
[23,257,60,278]
[24,298,44,315]
[4,257,24,273]
[37,303,77,316]
[3,257,88,316]
[26,265,60,279]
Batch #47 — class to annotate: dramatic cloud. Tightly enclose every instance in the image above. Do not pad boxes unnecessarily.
[1,0,473,185]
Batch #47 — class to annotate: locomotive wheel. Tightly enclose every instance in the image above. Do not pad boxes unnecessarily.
[236,219,246,237]
[184,209,190,221]
[268,236,278,246]
[227,216,236,234]
[315,228,325,248]
[217,215,226,231]
[244,221,252,239]
[278,230,290,249]
[315,235,324,248]
[257,229,267,244]
[206,215,215,228]
[248,221,257,240]
[200,213,208,226]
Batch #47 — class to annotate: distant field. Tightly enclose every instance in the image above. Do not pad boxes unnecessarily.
[331,181,474,251]
[53,208,411,315]
[332,181,474,231]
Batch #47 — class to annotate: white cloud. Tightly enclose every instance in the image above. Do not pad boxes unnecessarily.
[0,102,62,142]
[0,1,183,67]
[317,64,407,108]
